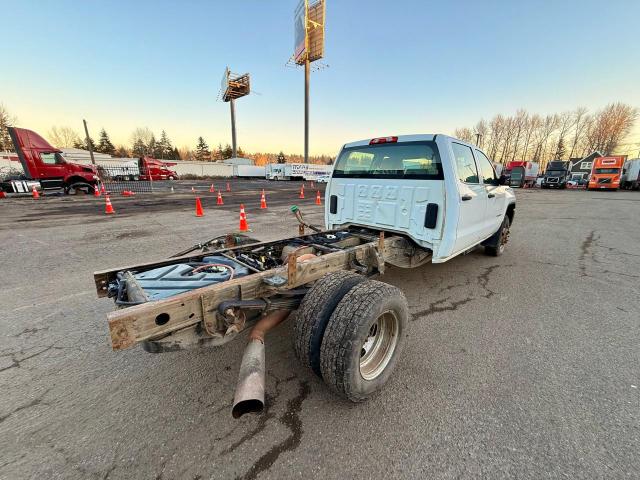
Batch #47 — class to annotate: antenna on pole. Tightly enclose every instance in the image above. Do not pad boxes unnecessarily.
[218,67,251,158]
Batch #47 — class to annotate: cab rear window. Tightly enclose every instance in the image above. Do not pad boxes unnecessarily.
[333,141,443,180]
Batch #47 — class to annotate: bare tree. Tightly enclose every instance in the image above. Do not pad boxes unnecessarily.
[487,114,506,162]
[474,119,488,150]
[553,111,573,160]
[568,107,588,159]
[453,127,474,143]
[48,126,82,148]
[178,145,193,160]
[0,103,16,151]
[130,127,154,149]
[453,102,637,165]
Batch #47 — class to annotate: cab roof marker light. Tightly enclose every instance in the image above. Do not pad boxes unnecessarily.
[369,136,398,145]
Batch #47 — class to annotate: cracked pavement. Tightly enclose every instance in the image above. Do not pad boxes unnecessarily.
[1,181,639,479]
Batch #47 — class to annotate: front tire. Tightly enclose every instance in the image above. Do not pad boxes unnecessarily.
[485,215,510,256]
[320,280,408,403]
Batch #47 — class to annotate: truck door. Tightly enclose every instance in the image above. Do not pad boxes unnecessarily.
[451,143,487,252]
[36,152,66,189]
[475,149,504,237]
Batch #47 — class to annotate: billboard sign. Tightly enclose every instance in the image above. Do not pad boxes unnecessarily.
[294,0,306,63]
[219,67,250,102]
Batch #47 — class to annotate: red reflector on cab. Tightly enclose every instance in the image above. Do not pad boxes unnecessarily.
[369,136,398,145]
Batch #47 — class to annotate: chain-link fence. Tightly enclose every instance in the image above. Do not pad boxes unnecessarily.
[98,165,155,193]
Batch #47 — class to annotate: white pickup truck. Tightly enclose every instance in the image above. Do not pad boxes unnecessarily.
[94,134,515,417]
[326,134,516,261]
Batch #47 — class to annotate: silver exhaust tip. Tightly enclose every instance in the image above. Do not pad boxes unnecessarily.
[232,339,265,418]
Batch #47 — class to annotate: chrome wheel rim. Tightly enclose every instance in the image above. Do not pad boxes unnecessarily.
[359,310,399,380]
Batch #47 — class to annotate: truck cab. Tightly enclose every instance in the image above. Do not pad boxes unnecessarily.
[541,161,570,189]
[325,134,516,263]
[588,156,625,190]
[503,160,539,188]
[139,157,178,181]
[3,127,99,193]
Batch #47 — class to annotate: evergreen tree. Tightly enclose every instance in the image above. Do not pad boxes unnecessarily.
[96,128,116,155]
[237,146,245,158]
[555,137,566,160]
[74,136,96,151]
[277,151,286,164]
[195,137,211,161]
[158,130,173,159]
[172,147,181,160]
[147,134,159,158]
[212,143,224,161]
[132,139,146,156]
[222,144,233,159]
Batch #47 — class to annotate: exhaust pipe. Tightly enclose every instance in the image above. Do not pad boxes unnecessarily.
[232,339,265,418]
[231,310,291,418]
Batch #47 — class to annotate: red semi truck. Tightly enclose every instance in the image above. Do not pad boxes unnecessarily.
[501,161,540,188]
[1,127,99,194]
[100,156,178,181]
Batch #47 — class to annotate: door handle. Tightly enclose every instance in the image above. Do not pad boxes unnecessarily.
[461,194,472,201]
[488,193,495,198]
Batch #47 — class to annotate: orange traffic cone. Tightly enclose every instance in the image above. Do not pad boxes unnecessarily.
[209,184,215,193]
[0,191,6,199]
[260,189,267,209]
[195,197,204,217]
[239,204,249,231]
[191,187,196,193]
[299,184,305,199]
[101,184,106,195]
[94,184,101,197]
[32,186,40,199]
[105,195,115,214]
[216,191,224,205]
[226,182,231,192]
[315,190,322,205]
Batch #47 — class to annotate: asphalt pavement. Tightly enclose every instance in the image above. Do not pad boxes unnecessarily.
[0,182,638,479]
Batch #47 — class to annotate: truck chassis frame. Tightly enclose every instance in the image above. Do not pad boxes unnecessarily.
[94,227,431,353]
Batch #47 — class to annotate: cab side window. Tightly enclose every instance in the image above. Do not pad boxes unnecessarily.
[452,143,479,184]
[475,150,498,185]
[40,153,58,165]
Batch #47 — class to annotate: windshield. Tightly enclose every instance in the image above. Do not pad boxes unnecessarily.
[510,169,523,180]
[333,141,443,180]
[595,168,619,174]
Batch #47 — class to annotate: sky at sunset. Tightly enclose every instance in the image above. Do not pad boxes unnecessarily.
[2,0,639,156]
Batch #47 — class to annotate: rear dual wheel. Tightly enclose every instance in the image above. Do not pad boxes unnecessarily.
[294,273,408,402]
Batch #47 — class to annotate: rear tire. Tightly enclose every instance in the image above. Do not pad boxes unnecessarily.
[294,271,365,377]
[485,215,510,257]
[320,280,408,403]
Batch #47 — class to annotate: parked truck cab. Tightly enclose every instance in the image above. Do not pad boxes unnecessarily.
[4,127,99,194]
[541,161,570,189]
[325,134,516,263]
[139,157,178,181]
[588,156,625,190]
